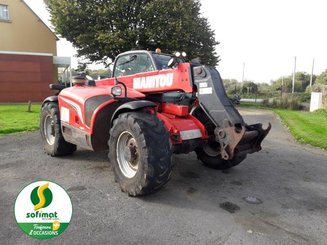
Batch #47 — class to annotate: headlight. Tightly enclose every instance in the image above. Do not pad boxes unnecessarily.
[193,66,206,78]
[111,86,122,97]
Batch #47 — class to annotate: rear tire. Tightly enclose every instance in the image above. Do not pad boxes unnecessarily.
[40,102,76,156]
[192,107,246,170]
[108,112,172,196]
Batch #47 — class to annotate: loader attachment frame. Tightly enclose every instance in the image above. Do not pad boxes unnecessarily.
[192,66,271,160]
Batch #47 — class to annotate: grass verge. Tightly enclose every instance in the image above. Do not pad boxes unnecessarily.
[273,109,327,150]
[0,104,41,135]
[238,102,268,109]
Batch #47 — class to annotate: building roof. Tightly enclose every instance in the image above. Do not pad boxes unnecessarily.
[22,0,59,41]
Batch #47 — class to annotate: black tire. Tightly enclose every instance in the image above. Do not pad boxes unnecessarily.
[108,112,172,196]
[192,107,246,170]
[195,147,246,170]
[40,102,76,156]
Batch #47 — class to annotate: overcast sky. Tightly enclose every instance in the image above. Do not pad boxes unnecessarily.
[25,0,327,83]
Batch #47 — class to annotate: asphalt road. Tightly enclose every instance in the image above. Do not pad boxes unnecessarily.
[1,108,327,245]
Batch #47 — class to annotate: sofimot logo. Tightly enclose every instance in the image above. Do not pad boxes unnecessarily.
[31,183,52,210]
[15,181,72,239]
[26,183,57,219]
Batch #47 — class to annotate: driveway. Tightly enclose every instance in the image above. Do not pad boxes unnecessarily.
[1,108,327,244]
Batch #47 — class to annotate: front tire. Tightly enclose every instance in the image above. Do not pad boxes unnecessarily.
[192,107,246,170]
[195,146,246,170]
[40,102,76,156]
[108,112,172,196]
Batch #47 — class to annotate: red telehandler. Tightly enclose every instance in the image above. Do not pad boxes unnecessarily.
[40,50,270,196]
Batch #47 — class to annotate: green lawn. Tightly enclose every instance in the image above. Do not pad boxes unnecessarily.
[273,109,327,150]
[0,104,41,135]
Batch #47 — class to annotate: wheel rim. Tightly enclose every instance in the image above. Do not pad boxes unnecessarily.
[116,131,139,178]
[44,115,55,145]
[203,140,220,157]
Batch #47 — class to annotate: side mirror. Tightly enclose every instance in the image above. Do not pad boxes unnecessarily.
[71,75,87,86]
[49,84,66,91]
[168,57,179,68]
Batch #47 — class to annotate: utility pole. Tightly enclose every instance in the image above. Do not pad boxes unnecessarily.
[292,56,296,94]
[242,62,245,83]
[281,76,284,98]
[310,58,315,87]
[234,79,237,95]
[241,62,245,93]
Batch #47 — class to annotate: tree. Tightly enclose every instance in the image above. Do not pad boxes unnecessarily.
[257,83,272,94]
[45,0,219,66]
[88,69,111,79]
[223,79,240,95]
[271,72,312,93]
[316,69,327,85]
[271,76,292,93]
[294,72,312,92]
[241,81,258,94]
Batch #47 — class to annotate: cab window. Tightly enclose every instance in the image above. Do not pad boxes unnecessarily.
[114,53,155,77]
[152,54,172,70]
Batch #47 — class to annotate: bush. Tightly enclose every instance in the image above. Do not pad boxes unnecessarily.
[262,99,269,106]
[288,98,301,110]
[314,109,327,116]
[295,93,311,102]
[261,96,301,110]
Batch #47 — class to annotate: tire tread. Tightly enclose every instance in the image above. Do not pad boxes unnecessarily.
[109,112,172,196]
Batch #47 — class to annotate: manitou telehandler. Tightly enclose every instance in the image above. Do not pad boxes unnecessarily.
[40,50,270,196]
